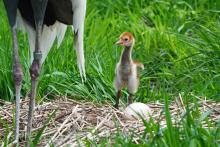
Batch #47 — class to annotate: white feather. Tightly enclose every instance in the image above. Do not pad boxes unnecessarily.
[71,0,87,81]
[55,23,67,48]
[16,10,68,64]
[16,10,26,32]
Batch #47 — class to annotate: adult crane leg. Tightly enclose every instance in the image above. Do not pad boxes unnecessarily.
[26,0,48,144]
[3,0,23,143]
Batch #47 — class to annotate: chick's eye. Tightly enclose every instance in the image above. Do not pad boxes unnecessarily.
[124,38,128,41]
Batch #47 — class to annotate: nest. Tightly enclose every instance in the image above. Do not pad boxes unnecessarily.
[0,95,219,146]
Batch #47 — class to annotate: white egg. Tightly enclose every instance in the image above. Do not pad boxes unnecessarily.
[123,102,152,120]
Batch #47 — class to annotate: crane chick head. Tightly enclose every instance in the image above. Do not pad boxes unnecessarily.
[116,32,135,48]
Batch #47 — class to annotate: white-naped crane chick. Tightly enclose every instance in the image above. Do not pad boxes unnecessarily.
[114,32,144,109]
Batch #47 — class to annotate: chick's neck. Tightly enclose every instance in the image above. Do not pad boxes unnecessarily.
[120,45,133,65]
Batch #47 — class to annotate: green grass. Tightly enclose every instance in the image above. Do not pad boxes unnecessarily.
[0,0,220,146]
[0,0,220,102]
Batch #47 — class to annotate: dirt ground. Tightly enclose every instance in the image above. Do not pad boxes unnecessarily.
[0,95,219,146]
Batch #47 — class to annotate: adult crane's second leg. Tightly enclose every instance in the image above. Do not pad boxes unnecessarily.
[26,0,48,144]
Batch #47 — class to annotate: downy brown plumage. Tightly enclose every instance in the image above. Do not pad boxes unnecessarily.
[114,32,144,109]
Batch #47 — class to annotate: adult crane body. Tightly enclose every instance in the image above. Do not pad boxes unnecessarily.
[19,0,73,27]
[17,0,86,73]
[3,0,86,145]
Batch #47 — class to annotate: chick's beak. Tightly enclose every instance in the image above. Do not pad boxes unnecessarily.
[115,39,123,45]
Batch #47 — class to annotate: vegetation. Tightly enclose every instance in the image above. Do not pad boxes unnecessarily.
[0,0,219,146]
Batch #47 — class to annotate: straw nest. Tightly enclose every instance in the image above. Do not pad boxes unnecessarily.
[0,94,219,146]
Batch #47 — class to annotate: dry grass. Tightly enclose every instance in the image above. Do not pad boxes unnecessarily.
[0,96,219,146]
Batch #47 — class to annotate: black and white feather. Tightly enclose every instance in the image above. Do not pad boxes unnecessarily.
[17,0,87,79]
